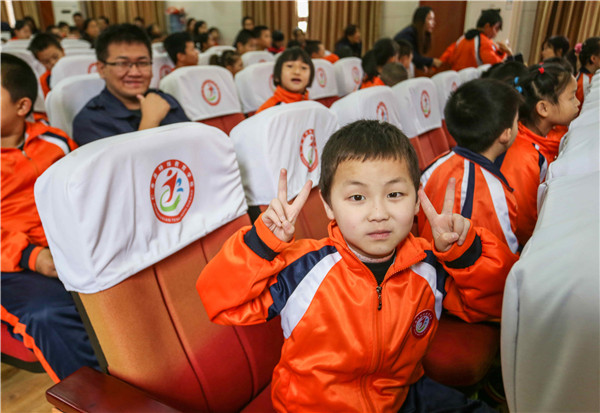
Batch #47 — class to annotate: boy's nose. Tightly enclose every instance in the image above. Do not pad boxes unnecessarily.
[368,200,389,221]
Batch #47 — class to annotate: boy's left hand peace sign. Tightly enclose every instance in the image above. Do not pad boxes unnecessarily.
[419,178,471,252]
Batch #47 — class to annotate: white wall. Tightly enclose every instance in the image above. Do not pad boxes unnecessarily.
[380,1,419,39]
[52,1,83,25]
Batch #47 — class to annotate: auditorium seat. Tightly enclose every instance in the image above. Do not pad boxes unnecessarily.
[61,38,92,49]
[151,42,165,54]
[1,322,45,373]
[392,77,450,170]
[50,55,98,89]
[235,61,275,115]
[241,50,274,67]
[477,63,492,76]
[44,73,105,136]
[159,65,244,134]
[333,57,363,96]
[64,48,96,56]
[197,45,236,65]
[458,67,480,83]
[38,122,282,412]
[330,85,403,129]
[308,58,339,108]
[431,70,460,148]
[150,53,174,89]
[1,38,31,50]
[229,101,338,240]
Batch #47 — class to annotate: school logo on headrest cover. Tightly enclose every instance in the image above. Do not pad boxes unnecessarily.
[411,309,434,338]
[376,101,388,122]
[201,79,221,106]
[87,62,98,73]
[420,90,431,118]
[300,129,318,172]
[352,66,361,84]
[317,68,327,88]
[150,160,195,224]
[159,64,172,79]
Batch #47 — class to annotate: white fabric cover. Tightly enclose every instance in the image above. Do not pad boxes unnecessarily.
[45,73,105,137]
[307,58,338,100]
[197,46,235,66]
[2,49,46,113]
[431,70,460,119]
[330,86,402,130]
[159,65,242,121]
[64,48,96,56]
[61,39,92,49]
[241,50,274,67]
[150,53,174,88]
[235,61,275,113]
[152,42,165,54]
[34,122,247,294]
[333,57,363,96]
[50,55,98,88]
[476,63,491,75]
[229,101,338,206]
[457,67,479,83]
[392,77,442,139]
[1,39,31,49]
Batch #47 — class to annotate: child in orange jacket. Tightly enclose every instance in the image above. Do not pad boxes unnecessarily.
[574,37,600,107]
[197,120,515,412]
[28,33,65,97]
[256,47,313,114]
[360,37,399,89]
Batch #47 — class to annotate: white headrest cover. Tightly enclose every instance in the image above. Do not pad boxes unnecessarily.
[333,57,363,96]
[330,86,402,130]
[229,101,338,206]
[151,53,174,88]
[431,70,460,119]
[458,67,480,83]
[61,39,92,49]
[50,55,99,88]
[235,61,276,113]
[45,73,105,137]
[159,66,242,120]
[241,50,275,67]
[34,122,247,293]
[308,59,339,99]
[392,77,442,138]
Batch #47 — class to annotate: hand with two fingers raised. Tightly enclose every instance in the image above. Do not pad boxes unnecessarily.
[261,169,313,243]
[418,177,471,252]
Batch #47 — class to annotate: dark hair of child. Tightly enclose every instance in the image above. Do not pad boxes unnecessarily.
[411,6,433,55]
[578,36,600,67]
[163,32,192,64]
[1,53,38,117]
[304,39,322,57]
[28,32,63,56]
[193,20,206,35]
[272,30,284,43]
[273,46,315,87]
[253,25,269,38]
[362,37,399,83]
[543,36,570,57]
[234,29,255,47]
[209,50,241,67]
[380,62,408,86]
[445,78,521,153]
[95,23,152,62]
[286,39,301,49]
[476,9,503,30]
[542,57,575,75]
[482,61,528,83]
[395,39,413,57]
[319,120,420,206]
[514,63,573,126]
[195,32,211,52]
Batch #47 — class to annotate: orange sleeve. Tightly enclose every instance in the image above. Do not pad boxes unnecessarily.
[40,72,51,97]
[439,42,456,66]
[1,228,44,272]
[324,54,340,64]
[479,38,506,66]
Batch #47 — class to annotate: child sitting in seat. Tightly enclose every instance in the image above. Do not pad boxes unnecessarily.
[361,37,399,89]
[497,63,580,246]
[28,33,65,97]
[573,37,600,107]
[418,78,522,255]
[197,120,516,412]
[256,47,314,114]
[209,50,243,76]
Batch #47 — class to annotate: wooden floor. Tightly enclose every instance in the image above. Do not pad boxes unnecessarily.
[1,363,54,413]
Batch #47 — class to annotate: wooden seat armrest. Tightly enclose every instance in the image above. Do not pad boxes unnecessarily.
[46,367,181,413]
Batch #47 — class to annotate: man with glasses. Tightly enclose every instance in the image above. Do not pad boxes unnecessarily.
[72,24,188,146]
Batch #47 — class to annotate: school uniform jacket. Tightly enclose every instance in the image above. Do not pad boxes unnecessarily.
[197,216,517,412]
[40,70,51,97]
[1,121,77,272]
[576,68,593,108]
[418,147,519,255]
[497,123,549,247]
[256,86,309,114]
[360,75,385,89]
[439,29,506,71]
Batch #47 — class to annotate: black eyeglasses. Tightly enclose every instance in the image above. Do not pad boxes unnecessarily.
[100,60,153,71]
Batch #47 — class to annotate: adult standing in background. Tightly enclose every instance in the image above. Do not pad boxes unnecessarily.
[394,6,441,73]
[334,24,362,58]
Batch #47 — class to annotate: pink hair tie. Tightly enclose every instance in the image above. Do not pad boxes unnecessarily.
[538,67,545,74]
[575,43,583,54]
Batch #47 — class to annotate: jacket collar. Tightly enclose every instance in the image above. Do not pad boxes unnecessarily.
[272,85,309,104]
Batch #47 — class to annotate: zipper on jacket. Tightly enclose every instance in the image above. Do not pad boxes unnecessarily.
[376,286,382,310]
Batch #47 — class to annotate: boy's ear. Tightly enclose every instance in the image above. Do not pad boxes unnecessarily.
[535,100,550,119]
[414,184,422,215]
[96,60,107,79]
[15,97,33,118]
[318,190,335,221]
[497,127,512,145]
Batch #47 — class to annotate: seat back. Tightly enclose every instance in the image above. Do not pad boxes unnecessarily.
[1,39,31,50]
[307,59,339,104]
[458,67,480,83]
[45,73,105,137]
[150,53,174,88]
[477,63,492,76]
[34,122,283,412]
[50,55,98,88]
[235,61,276,114]
[431,70,460,149]
[333,57,363,96]
[61,39,92,49]
[152,42,165,54]
[229,101,338,240]
[198,46,236,66]
[64,48,96,56]
[159,65,244,133]
[330,85,402,129]
[241,50,274,67]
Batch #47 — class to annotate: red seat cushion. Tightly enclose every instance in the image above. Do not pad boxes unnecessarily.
[442,120,457,148]
[1,322,44,372]
[241,383,275,412]
[199,113,245,135]
[315,96,339,108]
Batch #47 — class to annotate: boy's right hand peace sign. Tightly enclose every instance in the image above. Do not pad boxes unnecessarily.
[262,169,313,242]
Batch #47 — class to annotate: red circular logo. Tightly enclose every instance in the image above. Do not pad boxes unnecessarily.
[159,64,172,79]
[201,79,221,106]
[376,101,388,122]
[150,160,195,224]
[87,62,97,73]
[411,309,434,338]
[316,68,327,88]
[351,66,360,84]
[299,129,318,172]
[420,90,431,118]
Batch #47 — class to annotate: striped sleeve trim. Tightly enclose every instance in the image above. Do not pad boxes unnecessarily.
[19,244,37,271]
[38,131,71,155]
[243,225,278,261]
[444,234,482,269]
[411,251,447,319]
[481,169,519,253]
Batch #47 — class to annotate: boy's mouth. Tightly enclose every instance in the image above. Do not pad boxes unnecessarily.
[368,230,391,240]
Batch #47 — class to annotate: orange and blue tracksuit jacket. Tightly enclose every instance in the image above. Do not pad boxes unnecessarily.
[418,147,520,255]
[256,85,309,114]
[40,70,51,97]
[1,121,77,273]
[360,75,385,89]
[496,122,549,247]
[197,216,517,412]
[576,68,593,109]
[439,29,506,71]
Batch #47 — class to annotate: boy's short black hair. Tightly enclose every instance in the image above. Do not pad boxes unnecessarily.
[445,78,521,153]
[395,39,413,57]
[58,21,69,29]
[253,25,269,38]
[234,29,255,47]
[73,12,82,18]
[272,30,284,42]
[304,39,322,56]
[95,23,152,62]
[319,120,420,205]
[164,32,192,64]
[273,46,314,87]
[476,9,503,30]
[28,32,63,57]
[15,20,29,31]
[380,62,408,86]
[1,53,38,116]
[482,61,528,83]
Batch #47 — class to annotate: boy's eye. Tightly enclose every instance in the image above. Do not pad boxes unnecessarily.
[349,194,365,201]
[388,192,404,198]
